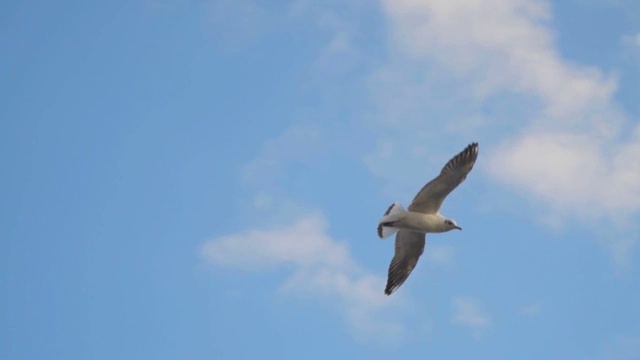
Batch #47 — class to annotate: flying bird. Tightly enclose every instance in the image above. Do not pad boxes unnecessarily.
[377,142,479,295]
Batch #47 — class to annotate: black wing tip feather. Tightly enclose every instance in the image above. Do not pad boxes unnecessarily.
[441,142,479,174]
[384,266,398,295]
[384,278,404,295]
[384,277,397,295]
[384,260,408,295]
[384,279,399,295]
[461,142,479,158]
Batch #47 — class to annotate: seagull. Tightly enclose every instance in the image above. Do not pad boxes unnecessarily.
[377,142,479,295]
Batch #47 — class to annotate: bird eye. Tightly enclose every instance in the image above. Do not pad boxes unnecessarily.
[445,220,451,225]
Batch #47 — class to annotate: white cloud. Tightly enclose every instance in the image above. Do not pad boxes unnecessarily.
[370,0,640,266]
[451,296,492,338]
[522,301,544,317]
[489,128,640,217]
[201,213,411,343]
[378,0,617,121]
[242,124,327,188]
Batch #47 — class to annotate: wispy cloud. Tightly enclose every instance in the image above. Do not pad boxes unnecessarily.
[380,0,617,120]
[238,123,333,226]
[241,124,327,189]
[521,301,544,317]
[288,0,365,85]
[424,244,457,271]
[201,213,411,343]
[451,296,492,338]
[206,0,271,51]
[622,32,640,57]
[602,335,640,360]
[625,32,640,48]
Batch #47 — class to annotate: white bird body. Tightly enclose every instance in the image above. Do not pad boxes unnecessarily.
[398,212,452,233]
[382,209,452,234]
[377,142,479,295]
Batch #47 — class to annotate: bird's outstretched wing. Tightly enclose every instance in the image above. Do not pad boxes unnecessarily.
[385,230,426,295]
[408,143,479,214]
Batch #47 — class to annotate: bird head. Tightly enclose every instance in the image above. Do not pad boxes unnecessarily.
[444,218,462,231]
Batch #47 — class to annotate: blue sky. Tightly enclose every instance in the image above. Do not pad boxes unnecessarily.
[2,0,640,359]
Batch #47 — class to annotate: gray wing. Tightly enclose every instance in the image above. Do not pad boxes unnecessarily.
[385,230,426,295]
[408,142,479,214]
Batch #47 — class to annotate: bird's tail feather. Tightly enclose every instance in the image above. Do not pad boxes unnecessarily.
[377,202,406,239]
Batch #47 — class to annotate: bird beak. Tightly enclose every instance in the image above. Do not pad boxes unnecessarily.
[455,226,462,230]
